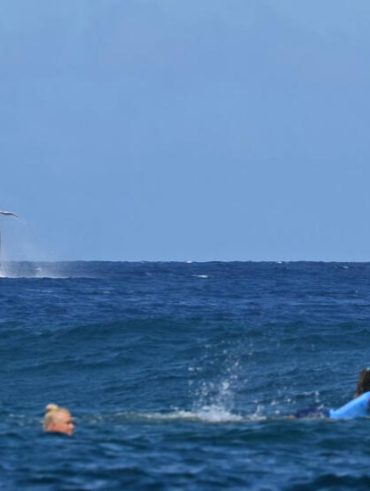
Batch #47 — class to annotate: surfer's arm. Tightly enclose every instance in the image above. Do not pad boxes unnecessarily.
[329,392,370,420]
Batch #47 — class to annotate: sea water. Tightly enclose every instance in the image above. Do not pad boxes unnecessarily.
[0,261,370,490]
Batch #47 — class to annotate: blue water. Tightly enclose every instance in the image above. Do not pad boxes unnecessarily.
[1,261,370,490]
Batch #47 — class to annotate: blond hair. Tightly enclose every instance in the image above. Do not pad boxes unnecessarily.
[43,403,70,430]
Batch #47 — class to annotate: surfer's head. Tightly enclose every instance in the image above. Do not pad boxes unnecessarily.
[355,368,370,396]
[43,404,74,436]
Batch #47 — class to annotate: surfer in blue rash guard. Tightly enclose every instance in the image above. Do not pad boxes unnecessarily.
[294,368,370,420]
[329,368,370,420]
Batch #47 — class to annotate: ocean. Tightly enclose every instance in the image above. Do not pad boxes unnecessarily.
[0,261,370,490]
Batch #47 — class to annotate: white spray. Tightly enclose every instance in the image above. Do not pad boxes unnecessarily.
[0,210,18,276]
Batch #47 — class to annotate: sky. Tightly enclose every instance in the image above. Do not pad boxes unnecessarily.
[1,0,370,261]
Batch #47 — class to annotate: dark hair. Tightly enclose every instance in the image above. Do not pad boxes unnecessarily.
[356,368,370,396]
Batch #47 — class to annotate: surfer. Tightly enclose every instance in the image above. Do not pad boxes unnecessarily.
[43,404,74,436]
[294,368,370,420]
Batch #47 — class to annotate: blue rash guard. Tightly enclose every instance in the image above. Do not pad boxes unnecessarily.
[329,391,370,420]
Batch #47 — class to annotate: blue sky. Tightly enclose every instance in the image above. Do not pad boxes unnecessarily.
[1,0,369,261]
